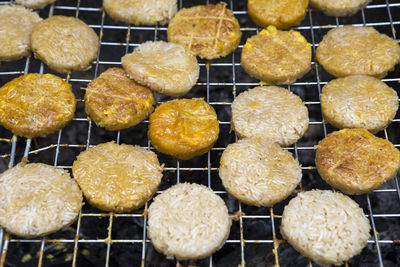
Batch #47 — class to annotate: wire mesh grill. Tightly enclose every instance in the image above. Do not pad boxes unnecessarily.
[0,0,400,266]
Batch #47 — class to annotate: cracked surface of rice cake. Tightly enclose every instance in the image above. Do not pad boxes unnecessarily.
[0,73,76,138]
[281,190,371,265]
[167,3,241,60]
[231,86,309,147]
[147,183,231,260]
[316,129,400,194]
[0,5,42,61]
[316,26,400,78]
[219,137,302,207]
[122,41,199,97]
[310,0,372,16]
[0,163,83,238]
[72,142,163,212]
[321,75,398,133]
[31,16,99,73]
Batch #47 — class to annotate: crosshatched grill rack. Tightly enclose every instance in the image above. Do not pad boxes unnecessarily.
[0,0,400,266]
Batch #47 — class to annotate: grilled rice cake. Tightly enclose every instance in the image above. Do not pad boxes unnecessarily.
[121,41,199,97]
[316,129,400,194]
[15,0,56,9]
[310,0,372,16]
[31,16,99,74]
[72,142,163,213]
[241,26,311,85]
[281,190,370,266]
[0,5,42,62]
[167,3,241,60]
[148,98,219,160]
[248,0,309,29]
[316,26,400,78]
[0,163,82,238]
[321,75,398,133]
[231,86,309,147]
[147,183,231,260]
[0,73,76,138]
[85,68,154,131]
[219,137,302,207]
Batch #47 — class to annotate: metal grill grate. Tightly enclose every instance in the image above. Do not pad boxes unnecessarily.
[0,0,400,266]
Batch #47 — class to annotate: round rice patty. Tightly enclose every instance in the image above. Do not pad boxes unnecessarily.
[15,0,56,9]
[316,26,400,78]
[219,137,302,207]
[321,75,398,133]
[85,68,155,131]
[103,0,177,25]
[122,41,199,97]
[148,98,219,160]
[0,73,76,138]
[248,0,309,29]
[310,0,372,16]
[31,16,99,74]
[281,190,371,266]
[316,129,400,195]
[241,26,311,85]
[0,163,82,238]
[231,86,309,147]
[72,142,163,213]
[0,5,42,61]
[147,183,231,260]
[167,3,241,60]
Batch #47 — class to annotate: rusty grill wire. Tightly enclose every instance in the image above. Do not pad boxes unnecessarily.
[0,0,400,266]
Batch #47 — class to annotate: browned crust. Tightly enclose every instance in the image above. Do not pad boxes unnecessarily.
[85,68,155,131]
[148,99,219,160]
[0,73,76,138]
[167,3,241,60]
[315,129,400,194]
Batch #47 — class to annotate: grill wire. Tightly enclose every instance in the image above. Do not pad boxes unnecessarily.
[0,0,400,266]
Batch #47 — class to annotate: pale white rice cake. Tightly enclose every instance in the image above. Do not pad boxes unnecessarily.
[122,41,199,97]
[31,16,99,74]
[0,5,42,62]
[72,142,163,213]
[281,190,371,266]
[321,75,398,133]
[103,0,177,25]
[15,0,56,9]
[316,26,400,78]
[310,0,372,16]
[219,137,302,207]
[231,86,309,147]
[0,163,82,238]
[147,183,231,260]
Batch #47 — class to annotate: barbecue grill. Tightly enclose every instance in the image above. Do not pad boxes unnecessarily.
[0,0,399,266]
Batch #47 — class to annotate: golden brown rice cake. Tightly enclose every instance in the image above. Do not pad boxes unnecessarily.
[231,86,309,147]
[219,137,302,207]
[85,68,155,131]
[281,190,371,266]
[121,41,199,97]
[103,0,177,25]
[316,129,400,194]
[72,142,163,213]
[31,16,99,73]
[0,163,82,238]
[316,26,400,78]
[147,183,231,260]
[167,3,241,60]
[248,0,309,29]
[0,73,76,138]
[241,26,311,84]
[321,75,398,133]
[148,98,219,160]
[310,0,372,16]
[0,5,42,61]
[15,0,56,9]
